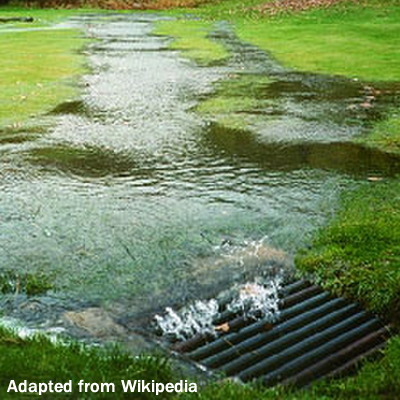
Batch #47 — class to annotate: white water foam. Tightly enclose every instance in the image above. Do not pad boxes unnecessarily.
[227,277,281,320]
[0,317,66,343]
[155,276,282,341]
[155,300,219,341]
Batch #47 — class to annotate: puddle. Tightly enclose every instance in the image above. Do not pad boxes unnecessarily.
[27,145,147,178]
[207,22,400,141]
[1,14,399,345]
[203,123,400,177]
[49,100,90,116]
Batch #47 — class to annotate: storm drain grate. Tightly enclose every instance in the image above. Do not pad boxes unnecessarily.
[165,280,391,388]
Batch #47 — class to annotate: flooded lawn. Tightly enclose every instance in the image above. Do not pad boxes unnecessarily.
[1,14,399,340]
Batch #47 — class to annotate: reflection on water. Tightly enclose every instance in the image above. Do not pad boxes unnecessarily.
[1,14,400,335]
[203,124,400,176]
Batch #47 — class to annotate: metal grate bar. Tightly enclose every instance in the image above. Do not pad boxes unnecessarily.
[163,280,390,387]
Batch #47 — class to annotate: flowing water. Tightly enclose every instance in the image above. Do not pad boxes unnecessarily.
[154,277,282,341]
[1,14,400,340]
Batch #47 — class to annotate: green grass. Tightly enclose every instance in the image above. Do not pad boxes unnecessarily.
[164,0,400,81]
[185,174,400,399]
[293,179,400,398]
[0,270,53,296]
[235,1,400,82]
[1,323,400,399]
[197,96,258,114]
[195,74,273,129]
[296,179,400,319]
[161,1,400,150]
[0,326,175,399]
[0,8,88,128]
[1,2,399,398]
[0,7,83,26]
[2,176,399,400]
[180,334,400,398]
[358,112,400,154]
[154,20,229,66]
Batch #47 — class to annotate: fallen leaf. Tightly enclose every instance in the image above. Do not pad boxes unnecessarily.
[215,322,230,333]
[367,176,383,182]
[360,102,373,109]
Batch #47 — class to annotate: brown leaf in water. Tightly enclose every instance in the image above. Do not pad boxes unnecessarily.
[262,322,274,331]
[360,102,373,109]
[240,283,260,296]
[367,177,383,182]
[215,322,230,333]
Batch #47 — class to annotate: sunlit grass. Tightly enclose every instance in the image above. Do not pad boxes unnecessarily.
[161,1,400,150]
[235,2,400,82]
[163,0,400,81]
[0,9,88,128]
[0,7,83,27]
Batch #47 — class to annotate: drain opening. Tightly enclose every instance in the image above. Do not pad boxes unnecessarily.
[153,279,390,388]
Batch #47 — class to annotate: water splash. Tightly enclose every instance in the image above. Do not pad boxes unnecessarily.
[155,277,281,341]
[211,236,293,276]
[0,317,65,343]
[155,300,219,341]
[227,277,281,320]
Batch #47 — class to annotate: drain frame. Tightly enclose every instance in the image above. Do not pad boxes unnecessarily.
[157,280,390,388]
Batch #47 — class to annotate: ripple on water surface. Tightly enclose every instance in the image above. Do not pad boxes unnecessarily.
[1,15,400,331]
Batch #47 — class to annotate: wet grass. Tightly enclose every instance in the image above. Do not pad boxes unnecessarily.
[0,7,83,26]
[180,4,400,394]
[359,112,400,155]
[154,20,229,65]
[182,336,400,399]
[0,123,48,144]
[0,326,175,399]
[234,1,400,82]
[297,179,400,320]
[195,74,273,129]
[0,270,53,296]
[293,178,400,397]
[0,8,88,128]
[29,145,142,178]
[1,2,400,398]
[164,0,400,81]
[197,96,258,114]
[161,1,400,151]
[1,321,400,399]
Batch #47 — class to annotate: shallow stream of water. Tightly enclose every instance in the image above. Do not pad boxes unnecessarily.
[1,14,399,339]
